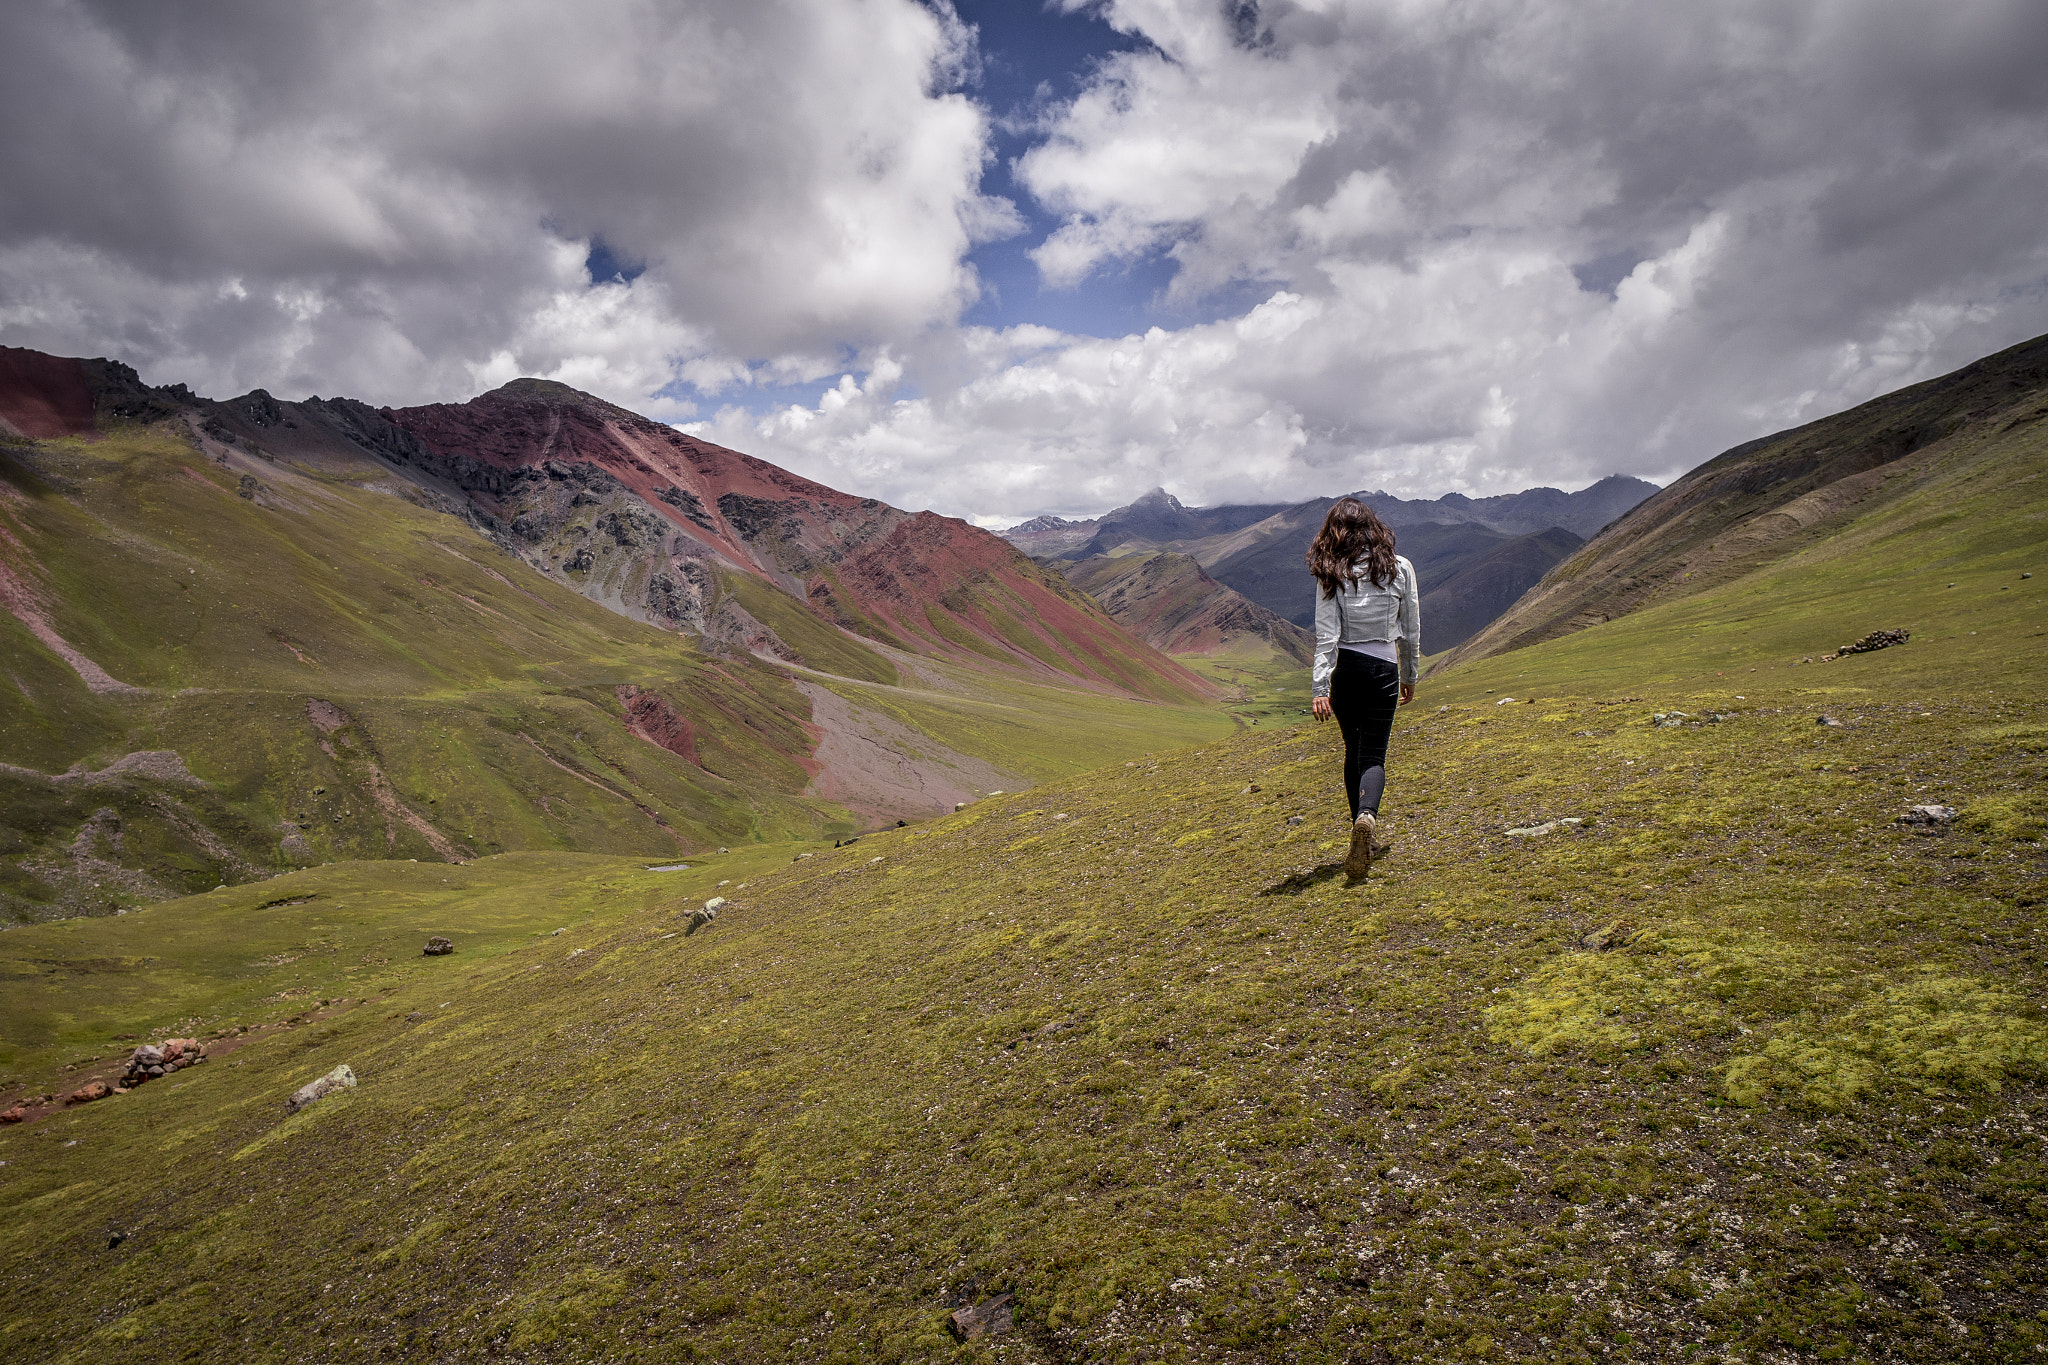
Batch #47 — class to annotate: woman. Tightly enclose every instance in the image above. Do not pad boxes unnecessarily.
[1306,498,1420,878]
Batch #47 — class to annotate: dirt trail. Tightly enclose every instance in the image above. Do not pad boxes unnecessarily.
[0,557,148,695]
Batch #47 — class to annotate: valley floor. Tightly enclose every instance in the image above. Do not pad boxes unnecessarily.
[1,655,2041,1363]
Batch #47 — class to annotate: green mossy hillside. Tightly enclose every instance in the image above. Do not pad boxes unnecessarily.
[2,666,2041,1362]
[0,427,1236,923]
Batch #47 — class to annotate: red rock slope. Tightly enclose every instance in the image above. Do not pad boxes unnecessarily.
[0,348,96,439]
[373,380,1217,704]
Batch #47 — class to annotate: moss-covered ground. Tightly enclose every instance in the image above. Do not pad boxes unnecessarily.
[2,643,2040,1361]
[0,400,2042,1362]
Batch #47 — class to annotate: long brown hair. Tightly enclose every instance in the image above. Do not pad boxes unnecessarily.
[1307,497,1397,598]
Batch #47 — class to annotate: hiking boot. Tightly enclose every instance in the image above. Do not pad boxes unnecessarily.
[1344,811,1377,878]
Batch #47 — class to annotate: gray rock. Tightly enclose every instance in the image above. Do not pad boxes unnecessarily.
[1505,817,1583,837]
[286,1064,356,1113]
[1285,815,1305,827]
[948,1293,1015,1341]
[1897,804,1958,835]
[423,936,454,956]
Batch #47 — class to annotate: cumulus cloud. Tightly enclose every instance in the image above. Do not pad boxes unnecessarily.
[712,0,2048,519]
[4,0,2047,522]
[0,0,1005,407]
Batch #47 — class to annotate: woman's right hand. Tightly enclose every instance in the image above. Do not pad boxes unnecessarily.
[1311,695,1332,721]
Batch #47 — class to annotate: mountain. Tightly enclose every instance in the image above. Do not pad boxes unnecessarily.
[0,348,1229,923]
[1362,474,1659,538]
[1417,526,1586,654]
[1001,486,1292,560]
[1002,475,1653,562]
[1004,476,1654,649]
[1059,551,1313,663]
[1442,330,2048,669]
[184,377,1216,706]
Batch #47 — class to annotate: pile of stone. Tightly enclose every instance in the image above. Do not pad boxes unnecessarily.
[120,1037,205,1090]
[1,1094,55,1122]
[1837,628,1909,655]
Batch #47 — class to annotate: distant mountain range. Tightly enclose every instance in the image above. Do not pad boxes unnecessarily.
[1005,476,1660,655]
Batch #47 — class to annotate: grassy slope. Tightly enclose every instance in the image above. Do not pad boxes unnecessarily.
[802,662,1236,790]
[0,426,1240,924]
[1443,331,2048,671]
[0,427,843,914]
[2,411,2042,1360]
[1177,645,1314,730]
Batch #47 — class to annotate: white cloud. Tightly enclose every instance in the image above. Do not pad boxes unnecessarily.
[0,0,1003,407]
[706,0,2048,519]
[4,0,2047,525]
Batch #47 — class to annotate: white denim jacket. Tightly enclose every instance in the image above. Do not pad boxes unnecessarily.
[1311,555,1421,696]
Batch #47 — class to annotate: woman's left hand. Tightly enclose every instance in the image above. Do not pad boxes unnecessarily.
[1399,684,1414,706]
[1311,695,1332,720]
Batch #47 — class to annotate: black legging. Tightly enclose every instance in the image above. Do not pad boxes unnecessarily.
[1330,650,1400,819]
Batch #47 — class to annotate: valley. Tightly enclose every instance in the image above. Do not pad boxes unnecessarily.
[0,353,1231,925]
[1005,478,1659,656]
[0,335,2043,1363]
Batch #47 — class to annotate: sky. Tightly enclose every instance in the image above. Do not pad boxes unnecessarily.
[3,1,2047,527]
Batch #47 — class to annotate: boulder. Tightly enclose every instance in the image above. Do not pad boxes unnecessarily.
[948,1293,1015,1342]
[1897,804,1958,834]
[65,1081,111,1106]
[286,1064,357,1113]
[1506,817,1583,837]
[423,936,455,956]
[0,1106,24,1124]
